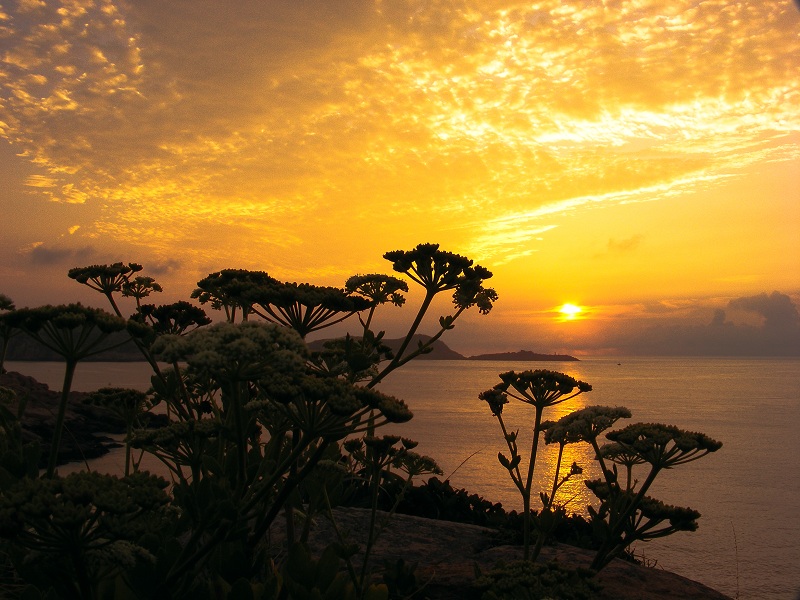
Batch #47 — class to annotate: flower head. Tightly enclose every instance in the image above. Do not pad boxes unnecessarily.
[605,423,722,469]
[478,388,509,417]
[383,243,492,295]
[152,321,308,384]
[68,263,143,295]
[545,406,631,446]
[496,370,592,409]
[345,274,408,307]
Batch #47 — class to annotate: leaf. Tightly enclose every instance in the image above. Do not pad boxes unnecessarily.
[497,452,511,470]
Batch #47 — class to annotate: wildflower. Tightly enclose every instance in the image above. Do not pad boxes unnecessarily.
[68,263,143,295]
[152,321,308,384]
[353,387,413,424]
[545,406,631,446]
[345,274,408,307]
[495,370,592,409]
[135,301,211,336]
[478,388,508,416]
[605,423,722,469]
[192,268,277,321]
[121,276,163,302]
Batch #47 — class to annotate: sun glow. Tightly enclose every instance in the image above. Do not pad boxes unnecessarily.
[558,303,584,320]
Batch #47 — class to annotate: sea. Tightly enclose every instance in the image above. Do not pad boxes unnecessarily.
[5,357,800,600]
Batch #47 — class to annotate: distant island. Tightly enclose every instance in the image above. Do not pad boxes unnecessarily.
[468,350,579,362]
[6,332,578,362]
[311,335,579,362]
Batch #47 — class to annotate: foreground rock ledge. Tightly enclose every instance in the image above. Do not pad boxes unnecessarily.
[270,507,731,600]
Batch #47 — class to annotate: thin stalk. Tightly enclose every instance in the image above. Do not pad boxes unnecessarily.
[248,441,330,547]
[46,360,77,478]
[549,443,565,509]
[369,291,435,388]
[358,459,383,593]
[522,406,544,560]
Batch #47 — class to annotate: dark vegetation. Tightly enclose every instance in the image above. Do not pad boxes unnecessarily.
[0,247,721,599]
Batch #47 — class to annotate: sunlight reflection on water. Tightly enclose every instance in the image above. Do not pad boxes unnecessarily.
[7,357,800,600]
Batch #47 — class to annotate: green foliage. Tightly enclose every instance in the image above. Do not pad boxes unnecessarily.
[473,560,601,600]
[0,471,171,599]
[0,388,41,485]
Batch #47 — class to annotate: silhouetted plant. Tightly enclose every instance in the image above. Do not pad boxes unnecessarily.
[369,243,496,387]
[191,268,276,323]
[479,370,591,560]
[4,304,139,477]
[68,263,167,378]
[305,274,408,385]
[0,294,19,374]
[345,274,408,333]
[125,317,416,597]
[0,471,170,599]
[0,387,41,484]
[540,405,721,570]
[135,301,212,336]
[83,387,152,476]
[121,276,163,309]
[585,422,722,570]
[249,281,373,339]
[67,263,144,318]
[331,435,440,597]
[544,405,633,491]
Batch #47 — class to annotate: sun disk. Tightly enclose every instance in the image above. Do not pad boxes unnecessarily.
[558,303,583,320]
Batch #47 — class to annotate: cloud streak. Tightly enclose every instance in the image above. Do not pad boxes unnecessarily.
[0,0,798,331]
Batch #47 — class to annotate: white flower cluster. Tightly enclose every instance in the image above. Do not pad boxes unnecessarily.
[153,321,308,382]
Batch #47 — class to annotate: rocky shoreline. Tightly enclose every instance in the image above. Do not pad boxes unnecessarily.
[1,370,128,467]
[272,507,732,600]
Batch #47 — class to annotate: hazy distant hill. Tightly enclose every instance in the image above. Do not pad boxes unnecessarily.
[467,350,579,362]
[7,330,577,362]
[308,334,466,360]
[307,335,578,361]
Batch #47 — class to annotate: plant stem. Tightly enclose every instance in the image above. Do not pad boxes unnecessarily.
[46,360,77,478]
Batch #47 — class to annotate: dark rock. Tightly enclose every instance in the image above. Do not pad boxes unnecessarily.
[269,507,731,600]
[0,371,128,467]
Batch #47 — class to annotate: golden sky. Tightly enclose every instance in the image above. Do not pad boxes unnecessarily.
[1,0,799,355]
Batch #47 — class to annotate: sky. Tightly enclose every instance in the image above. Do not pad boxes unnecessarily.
[1,0,799,356]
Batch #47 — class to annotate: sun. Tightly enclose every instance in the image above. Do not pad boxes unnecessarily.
[558,303,583,320]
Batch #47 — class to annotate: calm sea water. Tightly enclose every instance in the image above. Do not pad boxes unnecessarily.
[6,357,800,600]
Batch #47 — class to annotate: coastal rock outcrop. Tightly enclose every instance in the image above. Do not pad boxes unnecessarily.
[270,507,732,600]
[0,370,126,466]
